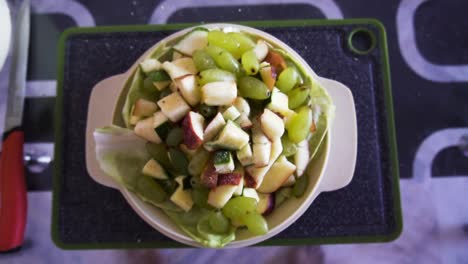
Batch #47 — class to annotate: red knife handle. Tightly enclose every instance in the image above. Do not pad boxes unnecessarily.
[0,128,27,252]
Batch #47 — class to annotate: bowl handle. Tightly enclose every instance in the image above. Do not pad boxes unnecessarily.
[85,74,127,189]
[316,77,358,192]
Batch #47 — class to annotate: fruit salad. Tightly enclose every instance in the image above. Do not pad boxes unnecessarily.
[94,26,334,247]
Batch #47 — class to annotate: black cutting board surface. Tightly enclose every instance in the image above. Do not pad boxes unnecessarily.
[53,20,401,248]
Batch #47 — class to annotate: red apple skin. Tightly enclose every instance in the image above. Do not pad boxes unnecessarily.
[262,193,275,216]
[244,171,257,188]
[265,51,287,73]
[201,163,218,188]
[260,66,277,90]
[217,172,242,186]
[182,114,203,149]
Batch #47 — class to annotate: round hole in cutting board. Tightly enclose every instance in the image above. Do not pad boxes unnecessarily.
[348,28,376,55]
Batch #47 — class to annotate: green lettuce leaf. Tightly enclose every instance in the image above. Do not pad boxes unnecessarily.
[94,126,235,247]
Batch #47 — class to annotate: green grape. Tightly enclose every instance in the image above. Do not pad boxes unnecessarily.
[238,76,271,100]
[287,86,310,109]
[135,176,167,203]
[159,179,177,195]
[239,212,268,235]
[281,135,298,157]
[293,174,309,197]
[166,127,184,147]
[228,32,255,58]
[285,106,312,143]
[276,68,299,93]
[275,187,292,207]
[188,148,210,176]
[193,50,217,71]
[222,196,257,220]
[241,50,259,75]
[143,76,155,93]
[199,68,236,86]
[192,187,211,209]
[208,211,230,234]
[145,142,172,169]
[207,30,240,58]
[196,103,217,119]
[168,148,189,175]
[205,45,240,74]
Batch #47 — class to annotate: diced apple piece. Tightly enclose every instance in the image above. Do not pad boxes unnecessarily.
[170,176,194,212]
[260,109,285,141]
[217,172,242,186]
[182,111,205,149]
[130,115,141,125]
[140,58,161,73]
[244,171,257,188]
[173,29,208,56]
[153,111,171,140]
[260,64,277,90]
[267,88,293,117]
[257,155,296,193]
[245,139,283,188]
[233,97,250,117]
[157,92,190,122]
[222,106,241,121]
[201,81,237,106]
[207,185,238,208]
[282,175,296,187]
[235,113,253,130]
[242,188,259,202]
[256,193,275,216]
[237,144,254,166]
[134,116,161,143]
[142,159,168,180]
[253,142,271,168]
[294,139,310,177]
[233,175,244,196]
[172,57,198,75]
[175,75,200,106]
[201,162,218,188]
[252,123,270,144]
[253,40,268,62]
[154,80,171,91]
[132,98,158,117]
[172,50,184,60]
[161,58,197,81]
[203,112,226,142]
[212,121,250,150]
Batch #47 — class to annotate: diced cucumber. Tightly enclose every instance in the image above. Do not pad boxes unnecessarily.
[142,159,168,180]
[236,144,254,166]
[222,106,241,121]
[140,59,161,73]
[213,151,235,173]
[173,28,209,56]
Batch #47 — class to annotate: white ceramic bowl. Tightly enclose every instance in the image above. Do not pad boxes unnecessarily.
[85,24,357,248]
